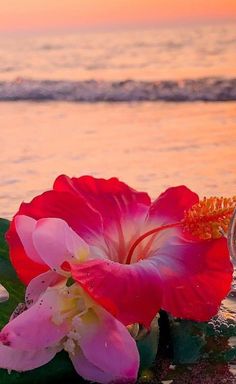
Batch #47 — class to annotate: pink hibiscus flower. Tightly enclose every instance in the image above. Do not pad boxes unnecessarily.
[6,175,233,328]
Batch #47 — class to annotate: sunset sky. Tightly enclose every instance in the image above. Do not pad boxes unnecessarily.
[0,0,236,32]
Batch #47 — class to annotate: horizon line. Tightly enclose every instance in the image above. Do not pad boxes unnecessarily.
[0,17,235,35]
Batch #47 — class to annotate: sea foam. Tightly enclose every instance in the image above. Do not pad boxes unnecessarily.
[0,77,235,102]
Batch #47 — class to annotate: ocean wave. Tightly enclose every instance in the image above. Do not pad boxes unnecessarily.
[0,77,235,102]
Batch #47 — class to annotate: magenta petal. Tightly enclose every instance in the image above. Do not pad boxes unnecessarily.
[71,258,163,327]
[72,307,139,383]
[0,289,69,350]
[25,271,66,307]
[0,344,58,371]
[148,185,199,225]
[71,349,118,384]
[152,229,233,320]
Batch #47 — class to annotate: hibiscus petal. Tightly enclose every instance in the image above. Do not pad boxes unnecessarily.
[6,189,103,284]
[54,175,150,225]
[151,229,233,321]
[70,348,117,384]
[54,175,151,263]
[0,289,69,350]
[32,218,90,272]
[148,185,199,225]
[6,219,49,285]
[15,215,44,264]
[25,271,66,307]
[0,344,58,372]
[71,258,163,327]
[71,306,139,383]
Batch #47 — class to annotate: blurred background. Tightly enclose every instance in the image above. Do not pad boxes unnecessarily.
[0,0,235,218]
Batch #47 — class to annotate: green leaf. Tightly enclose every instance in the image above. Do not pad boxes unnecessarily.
[0,218,25,328]
[137,317,159,371]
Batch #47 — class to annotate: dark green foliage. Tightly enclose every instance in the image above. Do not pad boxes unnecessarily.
[137,317,159,371]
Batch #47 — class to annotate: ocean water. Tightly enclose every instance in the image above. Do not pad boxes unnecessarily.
[0,23,235,213]
[0,23,236,101]
[0,100,235,218]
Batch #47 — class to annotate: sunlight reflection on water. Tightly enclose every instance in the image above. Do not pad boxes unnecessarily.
[0,101,235,219]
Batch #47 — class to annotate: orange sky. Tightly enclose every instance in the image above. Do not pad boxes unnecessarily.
[0,0,236,32]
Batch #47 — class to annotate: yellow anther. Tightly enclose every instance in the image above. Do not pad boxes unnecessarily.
[74,248,89,262]
[182,196,236,240]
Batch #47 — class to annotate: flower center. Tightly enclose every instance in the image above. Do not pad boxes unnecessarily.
[51,283,96,356]
[126,195,236,264]
[126,222,180,264]
[52,284,88,326]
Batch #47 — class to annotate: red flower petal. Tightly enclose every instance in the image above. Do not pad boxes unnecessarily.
[72,226,233,324]
[71,258,163,328]
[148,185,199,225]
[54,175,151,263]
[152,229,233,321]
[6,190,103,285]
[54,175,151,227]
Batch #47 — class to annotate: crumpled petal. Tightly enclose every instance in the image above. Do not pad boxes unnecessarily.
[70,306,139,383]
[7,189,103,284]
[0,289,69,350]
[150,228,233,320]
[71,258,163,328]
[0,344,58,372]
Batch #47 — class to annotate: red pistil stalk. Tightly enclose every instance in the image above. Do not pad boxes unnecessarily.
[126,222,182,264]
